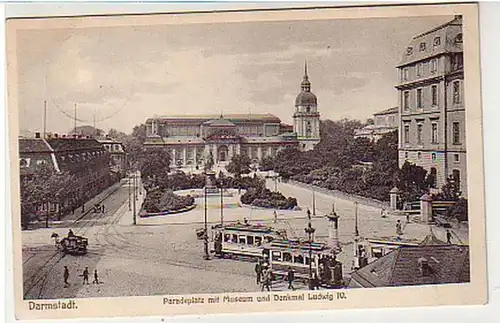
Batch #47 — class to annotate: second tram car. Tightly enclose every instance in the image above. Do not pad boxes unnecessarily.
[212,223,286,260]
[263,239,344,288]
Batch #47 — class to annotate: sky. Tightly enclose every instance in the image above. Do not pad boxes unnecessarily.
[14,14,453,135]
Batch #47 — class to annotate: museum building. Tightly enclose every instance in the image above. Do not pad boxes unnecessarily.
[143,64,321,167]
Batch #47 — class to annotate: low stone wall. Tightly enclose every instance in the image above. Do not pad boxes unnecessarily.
[288,180,390,210]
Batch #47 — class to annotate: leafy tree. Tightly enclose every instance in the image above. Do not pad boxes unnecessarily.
[20,164,74,229]
[226,154,251,179]
[107,128,128,141]
[448,198,468,222]
[140,148,171,188]
[434,175,462,201]
[123,123,148,169]
[396,161,429,203]
[259,155,275,172]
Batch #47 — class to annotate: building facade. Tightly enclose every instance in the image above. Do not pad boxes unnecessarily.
[97,137,128,177]
[395,16,466,196]
[19,132,113,219]
[354,107,399,141]
[143,65,321,167]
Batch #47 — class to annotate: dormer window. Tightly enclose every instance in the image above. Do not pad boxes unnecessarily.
[406,47,413,55]
[418,257,432,276]
[433,36,441,46]
[419,42,426,52]
[455,33,463,43]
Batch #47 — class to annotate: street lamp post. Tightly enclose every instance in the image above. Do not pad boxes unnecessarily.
[128,173,131,211]
[220,181,224,226]
[312,188,316,216]
[203,184,210,260]
[304,211,316,290]
[354,201,359,237]
[132,174,137,225]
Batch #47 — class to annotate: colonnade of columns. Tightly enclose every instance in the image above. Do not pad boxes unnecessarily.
[169,144,280,167]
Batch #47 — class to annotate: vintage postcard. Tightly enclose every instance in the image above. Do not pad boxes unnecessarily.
[7,3,487,320]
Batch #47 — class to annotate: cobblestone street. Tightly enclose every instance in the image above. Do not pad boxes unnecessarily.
[21,176,469,299]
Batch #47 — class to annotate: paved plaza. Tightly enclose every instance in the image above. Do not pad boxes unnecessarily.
[21,174,469,299]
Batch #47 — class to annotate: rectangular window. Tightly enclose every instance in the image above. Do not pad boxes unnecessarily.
[416,63,422,76]
[404,91,410,110]
[452,53,464,70]
[453,122,461,144]
[404,124,410,143]
[432,153,437,161]
[404,152,409,159]
[430,59,438,73]
[417,152,422,159]
[417,124,423,144]
[454,154,460,163]
[453,81,461,104]
[403,68,409,81]
[431,123,438,144]
[431,85,438,106]
[416,89,423,108]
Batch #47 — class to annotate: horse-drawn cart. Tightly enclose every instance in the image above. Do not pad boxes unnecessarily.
[59,235,88,255]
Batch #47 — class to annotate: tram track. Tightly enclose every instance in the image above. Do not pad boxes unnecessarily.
[23,183,127,299]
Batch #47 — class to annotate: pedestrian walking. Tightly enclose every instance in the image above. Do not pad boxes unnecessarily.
[102,204,105,214]
[381,208,387,218]
[63,266,70,287]
[286,267,295,290]
[68,229,75,238]
[261,268,271,292]
[255,260,263,285]
[82,267,90,284]
[93,269,99,284]
[307,208,311,218]
[406,213,410,223]
[446,230,453,244]
[244,217,249,225]
[312,272,320,290]
[273,210,277,223]
[396,220,403,236]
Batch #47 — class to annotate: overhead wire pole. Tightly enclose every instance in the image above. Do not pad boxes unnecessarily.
[43,100,47,139]
[73,103,77,134]
[132,174,137,225]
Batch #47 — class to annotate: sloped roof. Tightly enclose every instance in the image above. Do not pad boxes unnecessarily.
[148,113,281,124]
[397,16,462,68]
[19,138,53,153]
[203,118,236,127]
[349,245,470,288]
[46,138,104,152]
[373,107,399,116]
[419,231,447,246]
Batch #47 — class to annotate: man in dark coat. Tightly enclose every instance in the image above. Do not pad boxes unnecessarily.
[63,266,70,287]
[82,267,90,284]
[255,260,263,285]
[286,267,295,290]
[446,230,453,244]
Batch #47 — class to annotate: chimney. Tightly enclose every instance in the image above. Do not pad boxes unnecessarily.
[418,257,431,276]
[35,132,41,139]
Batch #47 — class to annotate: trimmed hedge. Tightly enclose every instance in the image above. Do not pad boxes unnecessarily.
[142,189,195,213]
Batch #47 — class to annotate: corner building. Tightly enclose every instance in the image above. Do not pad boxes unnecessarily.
[143,65,321,167]
[396,16,466,196]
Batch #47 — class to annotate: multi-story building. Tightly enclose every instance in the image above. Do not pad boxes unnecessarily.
[395,16,466,196]
[355,107,399,141]
[97,136,128,177]
[19,132,113,219]
[143,65,321,167]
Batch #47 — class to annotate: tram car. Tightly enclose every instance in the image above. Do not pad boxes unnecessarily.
[60,235,88,255]
[263,239,344,288]
[212,223,286,260]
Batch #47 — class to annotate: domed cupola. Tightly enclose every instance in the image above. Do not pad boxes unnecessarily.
[295,62,317,107]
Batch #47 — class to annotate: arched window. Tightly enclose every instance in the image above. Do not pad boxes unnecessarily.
[306,106,310,113]
[430,167,437,188]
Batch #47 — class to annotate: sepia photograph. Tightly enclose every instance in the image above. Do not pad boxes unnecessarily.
[6,3,487,320]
